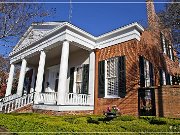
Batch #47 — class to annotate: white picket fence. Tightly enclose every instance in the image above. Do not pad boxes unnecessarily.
[0,93,34,113]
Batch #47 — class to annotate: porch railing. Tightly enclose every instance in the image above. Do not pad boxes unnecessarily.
[0,92,34,113]
[36,92,90,105]
[38,92,57,104]
[66,93,90,105]
[0,94,20,103]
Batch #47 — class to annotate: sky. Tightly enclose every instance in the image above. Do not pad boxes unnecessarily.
[0,0,167,56]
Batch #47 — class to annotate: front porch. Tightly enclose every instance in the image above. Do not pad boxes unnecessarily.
[5,22,96,112]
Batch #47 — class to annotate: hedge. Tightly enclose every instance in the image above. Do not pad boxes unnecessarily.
[0,113,179,134]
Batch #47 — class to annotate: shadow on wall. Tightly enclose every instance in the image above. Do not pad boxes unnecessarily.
[157,87,164,117]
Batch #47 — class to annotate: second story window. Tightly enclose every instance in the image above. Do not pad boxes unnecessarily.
[160,32,174,61]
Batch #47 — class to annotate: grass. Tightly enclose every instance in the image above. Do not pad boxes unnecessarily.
[0,113,179,134]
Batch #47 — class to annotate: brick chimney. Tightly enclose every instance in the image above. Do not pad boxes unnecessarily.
[146,0,158,29]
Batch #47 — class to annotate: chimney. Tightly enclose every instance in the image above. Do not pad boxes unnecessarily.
[146,0,158,29]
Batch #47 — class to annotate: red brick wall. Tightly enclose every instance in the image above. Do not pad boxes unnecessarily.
[94,30,180,117]
[155,86,180,118]
[94,39,140,116]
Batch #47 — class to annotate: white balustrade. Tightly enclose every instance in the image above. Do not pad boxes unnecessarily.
[0,94,20,103]
[38,92,57,104]
[0,92,34,113]
[66,93,90,105]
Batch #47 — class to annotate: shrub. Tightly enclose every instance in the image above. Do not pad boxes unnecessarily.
[115,115,137,121]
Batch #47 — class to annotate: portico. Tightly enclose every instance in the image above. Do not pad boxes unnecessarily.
[5,22,96,111]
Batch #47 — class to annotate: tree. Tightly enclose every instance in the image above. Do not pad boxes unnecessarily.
[158,0,180,58]
[0,0,54,96]
[0,0,54,56]
[0,55,9,83]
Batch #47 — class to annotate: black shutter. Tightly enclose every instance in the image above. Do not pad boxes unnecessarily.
[139,56,145,87]
[82,64,89,94]
[160,33,164,53]
[149,62,154,86]
[159,69,163,86]
[118,56,126,98]
[69,67,75,93]
[166,73,170,85]
[98,60,105,98]
[171,46,175,61]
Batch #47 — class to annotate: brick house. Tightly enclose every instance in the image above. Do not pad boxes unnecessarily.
[1,0,180,117]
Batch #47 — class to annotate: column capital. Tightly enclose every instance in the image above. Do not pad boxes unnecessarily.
[38,49,49,54]
[63,40,70,43]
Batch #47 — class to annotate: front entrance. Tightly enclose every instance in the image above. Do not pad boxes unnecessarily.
[138,88,156,116]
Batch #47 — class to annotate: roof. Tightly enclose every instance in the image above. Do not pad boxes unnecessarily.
[10,21,144,57]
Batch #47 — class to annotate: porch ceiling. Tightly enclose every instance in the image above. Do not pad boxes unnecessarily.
[27,42,87,67]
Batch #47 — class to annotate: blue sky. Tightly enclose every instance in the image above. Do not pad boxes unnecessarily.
[0,0,167,56]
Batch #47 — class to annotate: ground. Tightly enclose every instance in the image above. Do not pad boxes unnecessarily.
[0,113,179,134]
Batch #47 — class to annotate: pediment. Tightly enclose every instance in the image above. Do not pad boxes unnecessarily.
[13,22,64,52]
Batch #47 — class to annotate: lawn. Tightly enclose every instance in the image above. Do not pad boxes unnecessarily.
[0,113,179,134]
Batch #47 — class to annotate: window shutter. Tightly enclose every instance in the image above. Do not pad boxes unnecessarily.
[166,73,170,85]
[82,64,89,94]
[118,56,126,98]
[160,33,164,53]
[149,62,154,86]
[159,69,163,86]
[171,47,175,61]
[69,67,75,93]
[139,56,145,87]
[98,60,105,98]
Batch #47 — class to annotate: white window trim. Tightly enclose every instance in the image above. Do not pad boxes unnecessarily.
[162,35,166,54]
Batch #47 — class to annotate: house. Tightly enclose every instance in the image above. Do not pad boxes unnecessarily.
[1,0,180,117]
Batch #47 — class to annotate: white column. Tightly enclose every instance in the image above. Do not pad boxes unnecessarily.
[30,68,36,93]
[34,51,46,104]
[17,59,27,96]
[88,51,95,106]
[57,40,70,105]
[5,64,15,96]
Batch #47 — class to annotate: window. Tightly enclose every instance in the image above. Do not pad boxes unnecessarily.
[144,59,151,87]
[54,73,59,92]
[161,34,167,54]
[139,56,154,87]
[159,69,172,85]
[69,64,89,94]
[160,32,174,61]
[76,66,83,93]
[106,57,119,97]
[98,56,126,98]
